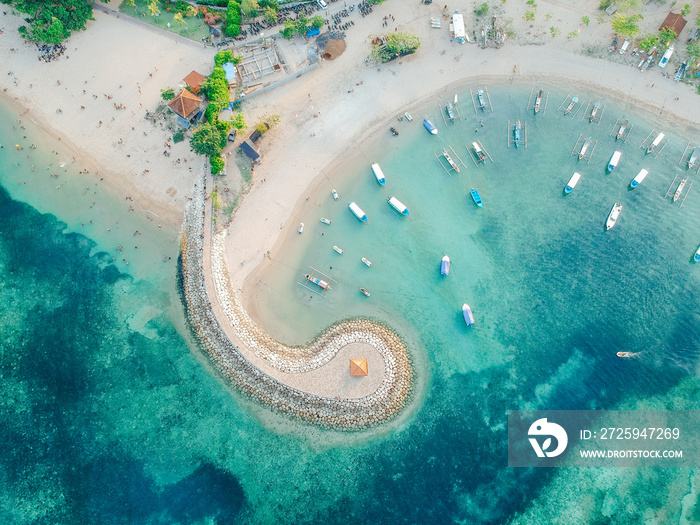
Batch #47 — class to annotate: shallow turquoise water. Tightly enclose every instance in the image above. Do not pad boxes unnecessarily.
[2,84,700,524]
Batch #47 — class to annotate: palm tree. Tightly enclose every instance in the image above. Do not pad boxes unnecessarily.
[148,1,160,17]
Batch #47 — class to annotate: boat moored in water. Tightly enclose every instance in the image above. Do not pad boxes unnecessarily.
[514,120,521,148]
[348,201,368,222]
[616,120,628,140]
[564,96,578,114]
[440,255,451,276]
[305,274,329,290]
[331,189,339,200]
[298,222,304,234]
[472,142,486,163]
[371,162,386,185]
[606,202,623,230]
[462,303,475,326]
[470,188,483,207]
[360,287,371,297]
[333,245,344,255]
[608,150,621,171]
[320,217,331,224]
[578,137,592,160]
[589,101,601,122]
[674,178,688,202]
[689,146,700,170]
[362,257,372,267]
[424,119,438,134]
[404,112,413,121]
[445,102,455,121]
[534,89,543,114]
[442,149,460,172]
[647,132,664,154]
[388,196,409,216]
[630,169,648,188]
[477,89,486,111]
[693,245,700,262]
[565,172,581,193]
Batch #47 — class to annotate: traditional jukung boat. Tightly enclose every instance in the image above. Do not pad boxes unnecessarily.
[462,303,475,326]
[298,222,304,234]
[689,146,700,170]
[647,132,664,154]
[445,102,455,121]
[362,257,372,267]
[348,201,368,222]
[470,188,483,207]
[514,120,521,148]
[360,287,371,297]
[371,163,386,185]
[332,189,339,200]
[424,119,438,134]
[589,102,601,122]
[564,96,578,114]
[674,179,688,202]
[630,169,648,188]
[472,142,486,163]
[534,89,543,114]
[320,217,331,224]
[404,112,413,121]
[608,151,621,172]
[388,196,409,216]
[454,94,459,105]
[565,172,581,193]
[606,202,623,230]
[616,120,628,140]
[578,137,593,160]
[442,149,460,172]
[440,255,450,276]
[333,245,344,254]
[305,273,329,290]
[477,89,486,111]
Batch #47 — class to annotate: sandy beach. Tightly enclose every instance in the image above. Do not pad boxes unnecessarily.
[2,0,700,417]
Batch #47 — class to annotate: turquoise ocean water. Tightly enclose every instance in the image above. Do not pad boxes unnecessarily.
[2,84,700,524]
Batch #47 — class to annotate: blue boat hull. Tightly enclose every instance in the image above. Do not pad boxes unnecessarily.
[470,189,483,207]
[440,261,450,276]
[630,180,639,188]
[423,119,438,134]
[564,186,573,193]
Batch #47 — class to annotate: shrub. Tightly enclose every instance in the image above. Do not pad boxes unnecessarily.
[567,31,578,39]
[175,0,189,13]
[658,27,677,43]
[214,50,234,67]
[210,156,225,175]
[638,34,659,51]
[599,0,612,10]
[550,26,560,37]
[681,3,690,16]
[161,87,175,100]
[526,0,537,7]
[196,0,229,6]
[240,0,259,18]
[475,2,489,16]
[173,130,185,143]
[523,10,535,21]
[581,15,590,26]
[610,13,643,38]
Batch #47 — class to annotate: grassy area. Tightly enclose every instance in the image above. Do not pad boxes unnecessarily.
[117,0,214,42]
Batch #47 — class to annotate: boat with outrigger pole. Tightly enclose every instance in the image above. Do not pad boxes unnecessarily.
[664,175,693,206]
[610,118,632,142]
[470,87,493,114]
[583,100,605,125]
[507,120,527,148]
[527,87,548,115]
[297,266,337,297]
[679,143,700,173]
[557,93,580,117]
[467,141,493,166]
[570,135,597,163]
[640,130,669,158]
[434,146,466,175]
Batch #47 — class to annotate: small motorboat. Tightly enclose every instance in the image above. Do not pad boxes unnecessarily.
[360,287,371,297]
[470,188,483,207]
[320,217,331,225]
[331,189,339,200]
[565,172,581,194]
[606,202,623,231]
[694,245,700,262]
[462,303,475,326]
[388,196,409,216]
[298,222,304,234]
[348,201,368,222]
[390,127,399,136]
[362,257,372,267]
[424,119,438,135]
[440,255,450,277]
[371,163,386,185]
[616,351,632,358]
[333,245,343,255]
[608,150,621,172]
[630,169,648,189]
[405,112,413,121]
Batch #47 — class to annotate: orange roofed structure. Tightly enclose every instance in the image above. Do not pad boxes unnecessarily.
[168,89,202,119]
[658,12,687,38]
[349,358,368,377]
[183,70,206,93]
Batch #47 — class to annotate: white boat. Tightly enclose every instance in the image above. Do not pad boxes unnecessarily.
[371,163,386,185]
[606,202,623,230]
[616,120,628,140]
[630,169,648,188]
[320,217,331,224]
[404,112,413,122]
[331,189,339,200]
[564,96,578,114]
[647,132,664,154]
[442,149,460,172]
[534,89,543,114]
[388,197,409,216]
[477,89,486,111]
[305,273,329,290]
[565,172,581,193]
[333,245,344,254]
[360,287,371,297]
[298,222,304,234]
[658,45,674,68]
[440,255,450,276]
[694,245,700,262]
[362,257,372,267]
[462,303,475,326]
[454,94,459,105]
[608,150,621,171]
[689,146,700,170]
[445,102,455,121]
[589,102,601,122]
[348,201,368,222]
[472,142,486,163]
[578,137,592,160]
[674,178,688,202]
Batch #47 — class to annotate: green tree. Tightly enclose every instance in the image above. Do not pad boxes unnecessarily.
[638,34,659,51]
[214,50,234,67]
[263,6,277,24]
[581,15,590,26]
[161,87,175,100]
[610,13,642,38]
[224,0,242,36]
[210,156,225,175]
[12,0,97,43]
[310,15,325,29]
[687,41,700,66]
[475,2,489,16]
[658,27,677,44]
[681,3,691,16]
[190,122,227,157]
[240,0,259,18]
[173,12,185,24]
[258,0,279,9]
[230,113,247,130]
[201,66,230,108]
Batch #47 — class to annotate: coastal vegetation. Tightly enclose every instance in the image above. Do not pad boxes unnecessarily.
[9,0,98,44]
[523,10,535,22]
[160,87,175,100]
[475,3,489,16]
[658,27,677,44]
[610,13,642,39]
[581,15,590,26]
[372,32,421,63]
[280,15,325,39]
[638,34,659,52]
[224,0,242,36]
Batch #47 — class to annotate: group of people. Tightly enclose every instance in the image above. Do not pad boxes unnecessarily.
[36,42,67,62]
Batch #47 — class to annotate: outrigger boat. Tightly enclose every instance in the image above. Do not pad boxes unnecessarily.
[371,162,386,185]
[298,222,304,234]
[534,89,544,114]
[472,142,486,163]
[564,96,578,114]
[440,255,451,276]
[462,303,475,326]
[404,112,413,121]
[514,120,522,148]
[305,273,330,290]
[608,150,621,172]
[647,132,664,154]
[578,137,593,160]
[565,172,581,193]
[331,189,339,200]
[445,102,456,121]
[674,179,688,202]
[477,89,486,111]
[388,196,409,216]
[348,201,368,222]
[360,287,371,297]
[424,119,438,135]
[442,149,460,172]
[616,120,628,140]
[333,245,344,255]
[362,257,372,267]
[470,188,483,207]
[320,217,331,224]
[589,102,601,122]
[630,169,648,188]
[606,202,623,230]
[688,146,700,170]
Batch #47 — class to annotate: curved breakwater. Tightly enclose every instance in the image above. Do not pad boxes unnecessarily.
[179,174,414,430]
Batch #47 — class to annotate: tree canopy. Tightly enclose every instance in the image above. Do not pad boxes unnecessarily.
[610,13,642,39]
[190,122,227,157]
[11,0,98,44]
